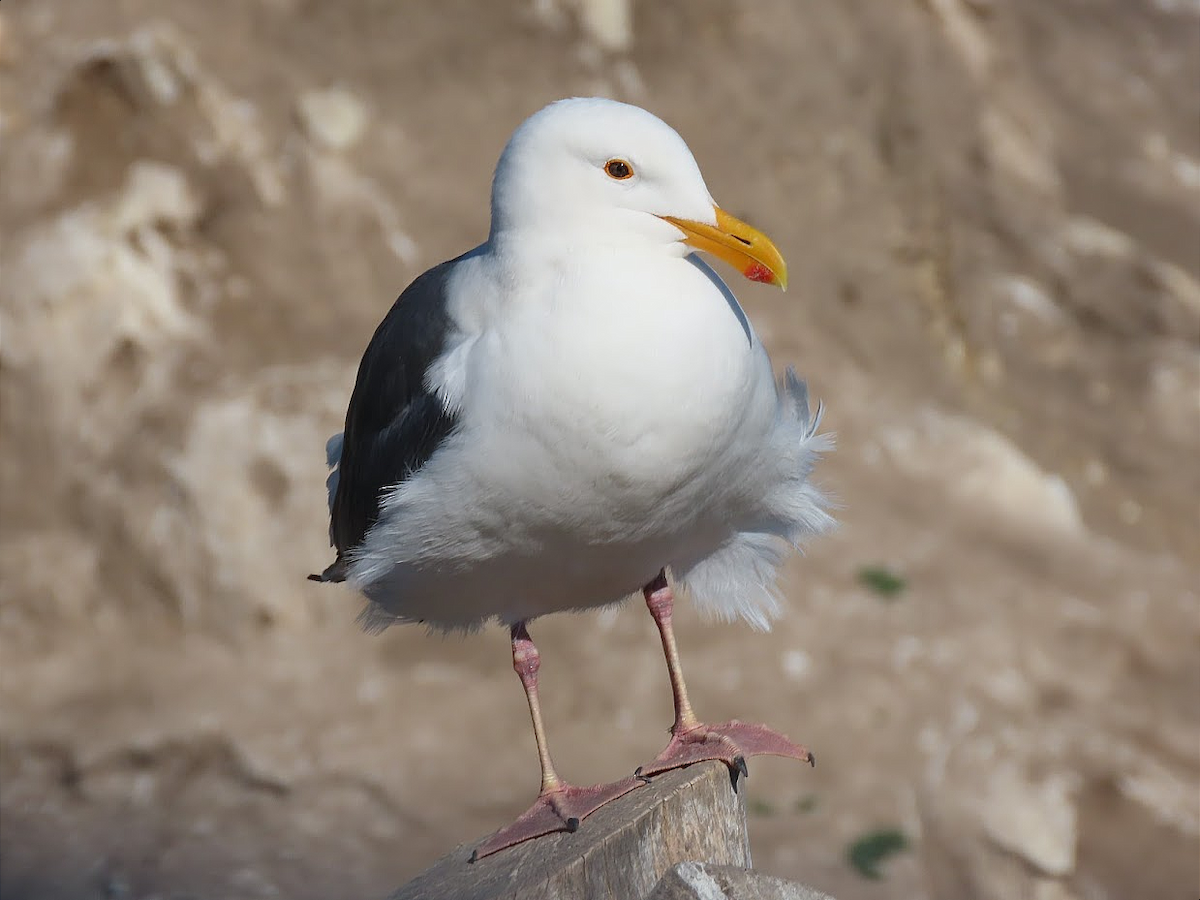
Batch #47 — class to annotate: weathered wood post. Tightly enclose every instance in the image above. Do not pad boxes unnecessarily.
[390,762,750,900]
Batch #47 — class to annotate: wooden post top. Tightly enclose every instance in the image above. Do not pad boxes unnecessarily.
[390,762,750,900]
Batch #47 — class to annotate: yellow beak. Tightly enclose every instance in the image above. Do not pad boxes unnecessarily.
[661,207,788,290]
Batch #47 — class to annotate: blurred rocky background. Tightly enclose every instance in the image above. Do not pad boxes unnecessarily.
[1,1,1197,898]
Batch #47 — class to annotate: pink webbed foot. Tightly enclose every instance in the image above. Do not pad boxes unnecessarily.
[635,720,814,782]
[470,776,643,861]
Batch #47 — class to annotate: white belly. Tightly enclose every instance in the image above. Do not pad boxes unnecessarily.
[351,253,793,629]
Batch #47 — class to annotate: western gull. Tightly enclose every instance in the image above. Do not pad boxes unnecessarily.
[311,97,834,859]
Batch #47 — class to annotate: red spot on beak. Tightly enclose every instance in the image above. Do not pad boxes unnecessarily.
[744,263,775,284]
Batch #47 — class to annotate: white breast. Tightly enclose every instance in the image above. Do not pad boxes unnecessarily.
[351,246,814,630]
[470,250,777,503]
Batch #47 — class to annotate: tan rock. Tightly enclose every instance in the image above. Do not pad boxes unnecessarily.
[876,409,1084,537]
[296,87,369,152]
[980,764,1078,877]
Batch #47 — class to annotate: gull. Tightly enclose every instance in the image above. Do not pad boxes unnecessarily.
[311,97,833,859]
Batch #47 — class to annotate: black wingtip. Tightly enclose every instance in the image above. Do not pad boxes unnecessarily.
[308,559,348,584]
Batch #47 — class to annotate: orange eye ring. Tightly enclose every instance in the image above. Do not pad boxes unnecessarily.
[604,159,634,180]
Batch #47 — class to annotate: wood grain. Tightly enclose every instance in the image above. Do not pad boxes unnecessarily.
[389,761,750,900]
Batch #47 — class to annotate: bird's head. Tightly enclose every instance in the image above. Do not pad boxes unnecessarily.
[488,97,787,290]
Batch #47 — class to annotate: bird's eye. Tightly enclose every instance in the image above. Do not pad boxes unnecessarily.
[604,159,634,180]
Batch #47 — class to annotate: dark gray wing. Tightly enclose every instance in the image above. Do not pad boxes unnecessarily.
[310,258,462,583]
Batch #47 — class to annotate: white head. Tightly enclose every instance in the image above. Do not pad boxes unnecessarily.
[488,98,787,288]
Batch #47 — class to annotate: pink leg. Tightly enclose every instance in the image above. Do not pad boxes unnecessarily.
[470,622,643,861]
[636,571,814,781]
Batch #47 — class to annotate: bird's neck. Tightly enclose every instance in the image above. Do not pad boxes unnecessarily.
[488,212,687,266]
